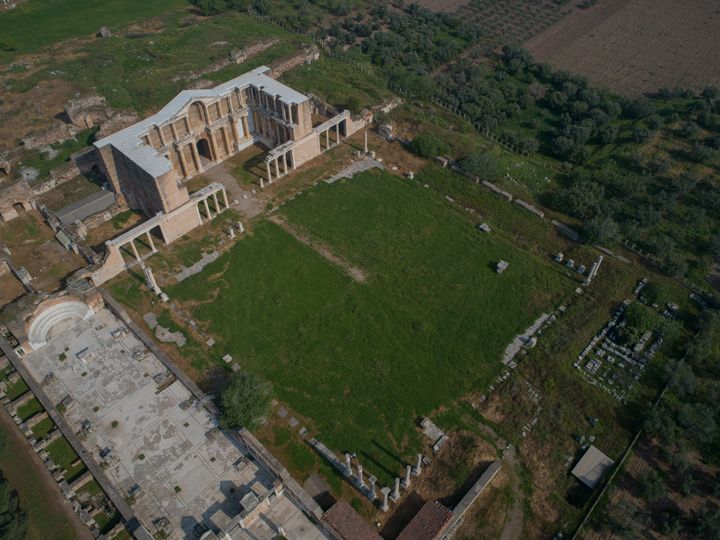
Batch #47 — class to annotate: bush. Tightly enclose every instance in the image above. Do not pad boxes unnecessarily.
[409,133,450,158]
[220,372,272,430]
[458,151,502,181]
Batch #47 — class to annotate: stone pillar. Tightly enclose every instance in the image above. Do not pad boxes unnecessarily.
[344,454,353,476]
[129,240,141,263]
[274,159,280,179]
[391,477,400,502]
[357,464,365,488]
[231,118,241,144]
[203,198,211,219]
[291,150,297,170]
[156,125,166,146]
[195,203,203,223]
[282,153,288,175]
[402,465,411,489]
[212,192,220,214]
[364,130,368,153]
[260,178,265,189]
[413,453,423,476]
[190,142,202,173]
[176,145,189,177]
[222,188,229,210]
[237,221,245,233]
[325,129,329,149]
[145,231,156,253]
[266,161,272,184]
[368,475,377,501]
[207,129,219,160]
[336,123,341,144]
[241,115,249,138]
[143,265,161,295]
[221,125,232,155]
[170,122,178,141]
[380,487,391,512]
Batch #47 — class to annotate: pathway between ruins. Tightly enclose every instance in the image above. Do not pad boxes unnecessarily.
[268,215,367,283]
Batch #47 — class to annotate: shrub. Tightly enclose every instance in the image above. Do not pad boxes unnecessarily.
[409,133,450,158]
[220,372,272,430]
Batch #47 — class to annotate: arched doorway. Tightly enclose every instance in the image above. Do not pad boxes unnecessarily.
[196,138,212,161]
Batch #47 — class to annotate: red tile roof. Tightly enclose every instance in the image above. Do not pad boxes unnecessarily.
[397,501,453,540]
[323,500,382,540]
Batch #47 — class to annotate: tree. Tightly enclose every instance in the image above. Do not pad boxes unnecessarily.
[409,133,450,158]
[458,151,502,180]
[220,372,272,430]
[640,470,667,503]
[585,215,619,243]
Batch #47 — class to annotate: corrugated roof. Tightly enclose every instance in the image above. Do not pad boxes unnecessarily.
[397,501,453,540]
[55,189,116,226]
[323,501,382,540]
[571,445,614,489]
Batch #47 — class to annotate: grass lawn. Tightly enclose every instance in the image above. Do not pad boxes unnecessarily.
[30,417,54,440]
[170,169,571,481]
[5,378,29,401]
[280,55,392,112]
[46,438,86,481]
[16,397,43,421]
[0,0,186,62]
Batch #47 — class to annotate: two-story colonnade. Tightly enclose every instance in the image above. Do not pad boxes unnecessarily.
[88,66,367,285]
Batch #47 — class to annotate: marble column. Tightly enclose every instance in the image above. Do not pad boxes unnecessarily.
[130,240,141,263]
[266,162,272,184]
[145,231,156,253]
[274,159,280,179]
[190,142,202,173]
[176,145,189,178]
[381,487,391,512]
[391,477,400,502]
[357,464,365,488]
[241,115,250,138]
[222,189,229,210]
[368,476,377,501]
[282,153,288,175]
[344,454,352,476]
[203,198,211,219]
[212,192,220,214]
[413,453,423,476]
[402,465,411,489]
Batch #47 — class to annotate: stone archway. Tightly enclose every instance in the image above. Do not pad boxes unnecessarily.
[196,138,212,161]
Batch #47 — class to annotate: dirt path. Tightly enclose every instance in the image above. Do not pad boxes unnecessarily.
[269,215,368,282]
[0,406,93,540]
[499,445,525,540]
[474,422,525,540]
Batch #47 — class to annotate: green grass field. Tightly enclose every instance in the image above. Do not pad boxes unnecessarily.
[169,169,571,480]
[0,0,186,62]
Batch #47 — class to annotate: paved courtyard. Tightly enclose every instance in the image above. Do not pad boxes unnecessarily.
[22,308,326,540]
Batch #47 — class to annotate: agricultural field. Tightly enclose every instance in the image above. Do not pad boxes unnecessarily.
[453,0,572,53]
[524,0,720,95]
[163,169,572,482]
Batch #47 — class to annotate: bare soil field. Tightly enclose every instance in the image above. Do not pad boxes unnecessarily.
[524,0,720,95]
[414,0,471,13]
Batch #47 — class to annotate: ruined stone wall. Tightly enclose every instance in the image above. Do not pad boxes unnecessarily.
[269,45,319,77]
[109,146,167,216]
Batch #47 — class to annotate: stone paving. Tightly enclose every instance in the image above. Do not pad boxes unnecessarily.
[21,308,327,540]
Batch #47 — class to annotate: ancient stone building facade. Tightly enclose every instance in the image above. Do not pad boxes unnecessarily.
[88,66,368,285]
